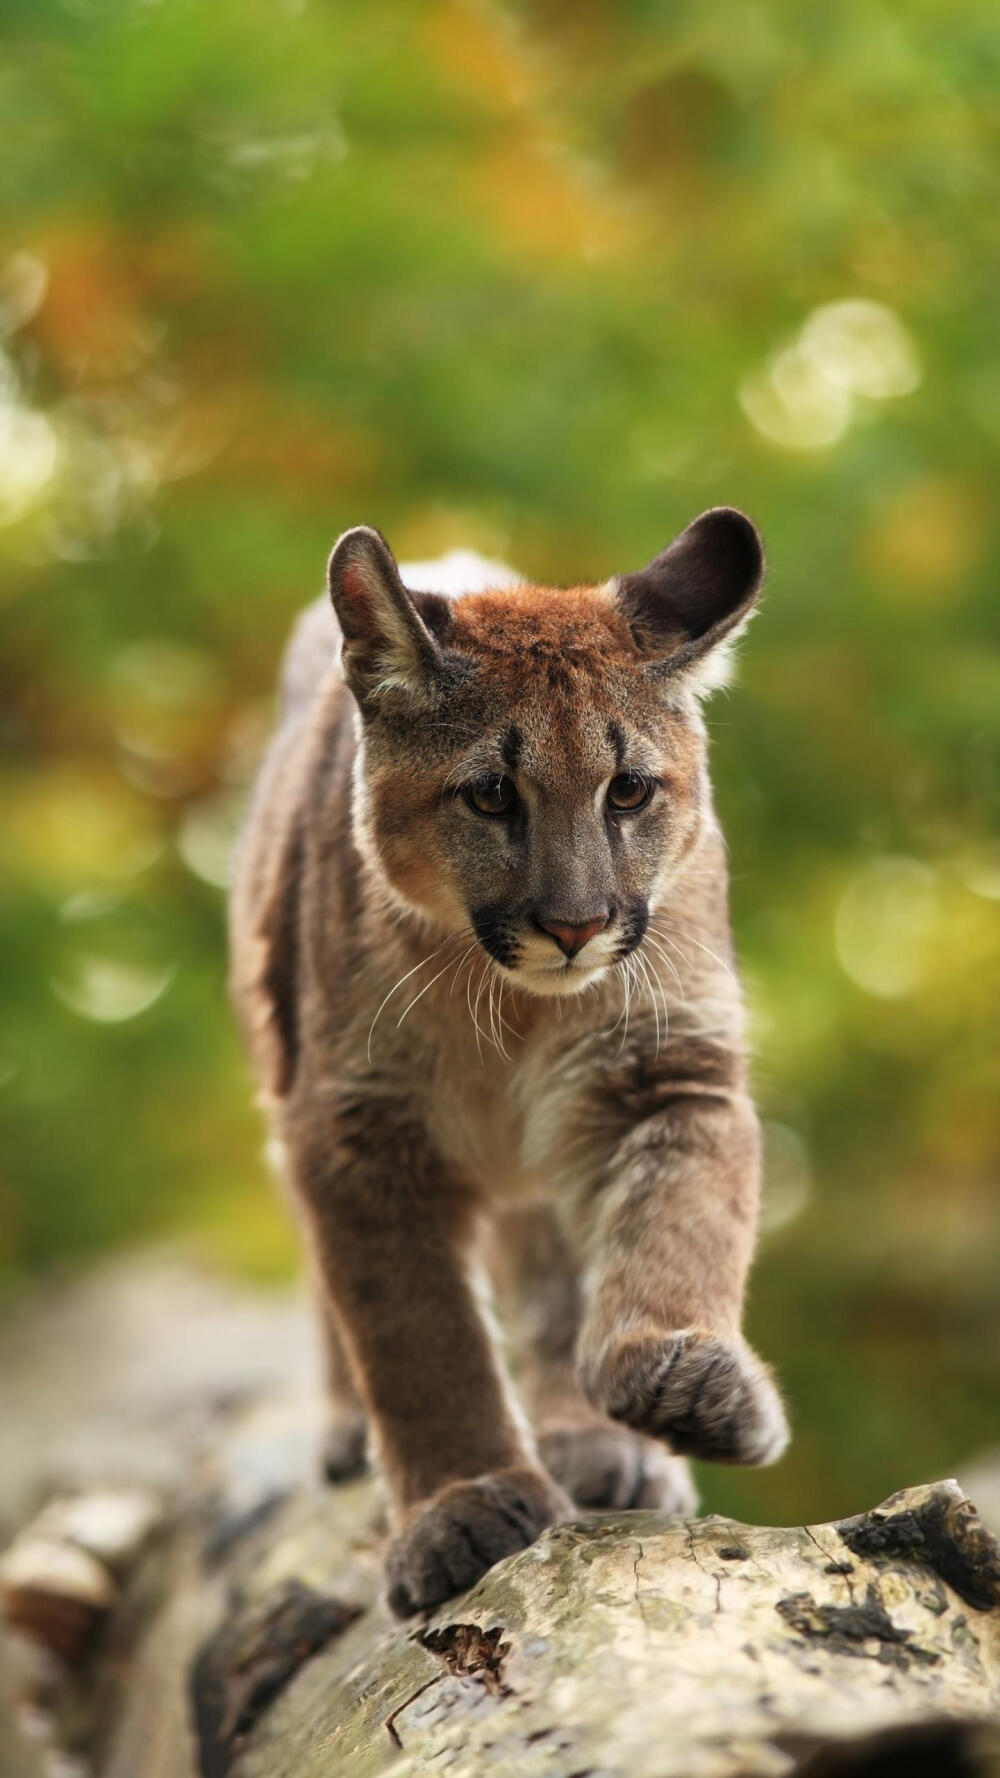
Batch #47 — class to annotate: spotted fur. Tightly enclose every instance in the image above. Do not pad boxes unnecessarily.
[229,508,788,1617]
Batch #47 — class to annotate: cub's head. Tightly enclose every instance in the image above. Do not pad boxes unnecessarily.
[328,509,763,998]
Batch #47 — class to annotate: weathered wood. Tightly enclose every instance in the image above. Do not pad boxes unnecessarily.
[1,1255,998,1778]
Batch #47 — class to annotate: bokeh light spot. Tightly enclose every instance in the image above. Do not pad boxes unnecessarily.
[956,843,1000,902]
[761,1122,812,1236]
[0,252,48,337]
[800,300,921,400]
[177,790,247,889]
[51,894,176,1024]
[0,351,59,526]
[741,298,920,453]
[835,856,940,998]
[740,344,852,451]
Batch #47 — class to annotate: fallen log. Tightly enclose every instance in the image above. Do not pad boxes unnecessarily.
[1,1253,998,1778]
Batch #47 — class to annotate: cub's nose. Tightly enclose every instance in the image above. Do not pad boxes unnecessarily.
[537,912,611,959]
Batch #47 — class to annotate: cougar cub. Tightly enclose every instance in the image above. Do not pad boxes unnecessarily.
[230,507,788,1616]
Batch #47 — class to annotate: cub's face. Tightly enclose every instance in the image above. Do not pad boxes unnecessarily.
[329,511,763,999]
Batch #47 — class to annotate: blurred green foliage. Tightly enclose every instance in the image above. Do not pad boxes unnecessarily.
[0,0,997,1525]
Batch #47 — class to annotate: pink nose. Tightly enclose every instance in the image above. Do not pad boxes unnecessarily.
[538,914,610,959]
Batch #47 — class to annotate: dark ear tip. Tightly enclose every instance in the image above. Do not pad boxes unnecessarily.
[692,504,763,546]
[690,506,765,584]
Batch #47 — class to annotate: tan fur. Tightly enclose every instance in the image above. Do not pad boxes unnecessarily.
[229,509,788,1616]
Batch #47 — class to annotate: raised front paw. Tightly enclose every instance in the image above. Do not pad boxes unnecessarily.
[584,1330,788,1466]
[385,1466,571,1618]
[539,1421,697,1514]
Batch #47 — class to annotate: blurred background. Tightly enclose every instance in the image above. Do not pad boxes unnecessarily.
[0,0,997,1528]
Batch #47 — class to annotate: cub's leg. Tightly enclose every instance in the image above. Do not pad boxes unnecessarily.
[576,1063,789,1467]
[267,1137,369,1481]
[315,1289,368,1482]
[491,1203,696,1514]
[291,1106,570,1617]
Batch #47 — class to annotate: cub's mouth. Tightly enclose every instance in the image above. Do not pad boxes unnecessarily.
[469,903,648,999]
[511,951,614,999]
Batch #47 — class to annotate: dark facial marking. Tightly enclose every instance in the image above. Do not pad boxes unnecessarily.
[471,902,521,969]
[500,724,523,774]
[616,900,649,961]
[607,719,627,772]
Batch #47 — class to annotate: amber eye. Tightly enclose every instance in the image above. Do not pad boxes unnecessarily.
[607,771,652,813]
[464,774,517,817]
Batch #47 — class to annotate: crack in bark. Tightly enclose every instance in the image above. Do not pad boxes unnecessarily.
[633,1540,650,1629]
[686,1523,722,1614]
[384,1675,442,1749]
[385,1620,513,1745]
[803,1526,856,1604]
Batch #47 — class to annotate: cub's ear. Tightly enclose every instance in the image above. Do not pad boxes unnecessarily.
[327,526,451,705]
[614,507,764,691]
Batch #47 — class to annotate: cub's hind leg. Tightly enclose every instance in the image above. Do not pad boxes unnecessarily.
[491,1203,696,1515]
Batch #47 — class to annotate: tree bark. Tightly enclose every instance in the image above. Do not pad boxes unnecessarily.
[1,1253,998,1778]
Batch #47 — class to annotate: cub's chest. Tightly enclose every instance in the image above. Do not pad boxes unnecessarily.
[424,1055,528,1199]
[424,1035,589,1203]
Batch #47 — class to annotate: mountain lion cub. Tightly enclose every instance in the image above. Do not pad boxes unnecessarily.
[230,507,788,1616]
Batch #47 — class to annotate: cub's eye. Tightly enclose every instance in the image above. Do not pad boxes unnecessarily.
[464,774,517,817]
[607,771,653,813]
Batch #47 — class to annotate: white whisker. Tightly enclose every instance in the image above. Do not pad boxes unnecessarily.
[448,940,479,999]
[633,948,661,1058]
[607,953,633,1052]
[495,975,518,1046]
[367,934,455,1061]
[641,931,685,998]
[468,956,492,1063]
[396,950,463,1029]
[492,973,505,1056]
[652,922,735,981]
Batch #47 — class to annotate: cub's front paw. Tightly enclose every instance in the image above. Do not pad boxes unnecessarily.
[586,1330,788,1466]
[539,1421,697,1514]
[385,1467,571,1618]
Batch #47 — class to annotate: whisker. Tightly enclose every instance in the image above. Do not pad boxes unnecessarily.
[473,956,491,1035]
[638,950,662,1057]
[448,940,479,999]
[367,933,455,1061]
[396,946,464,1029]
[487,969,499,1056]
[466,955,483,1062]
[608,953,633,1052]
[606,967,628,1037]
[490,970,511,1060]
[651,922,735,981]
[468,956,492,1063]
[632,947,666,1060]
[495,975,518,1044]
[641,932,685,998]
